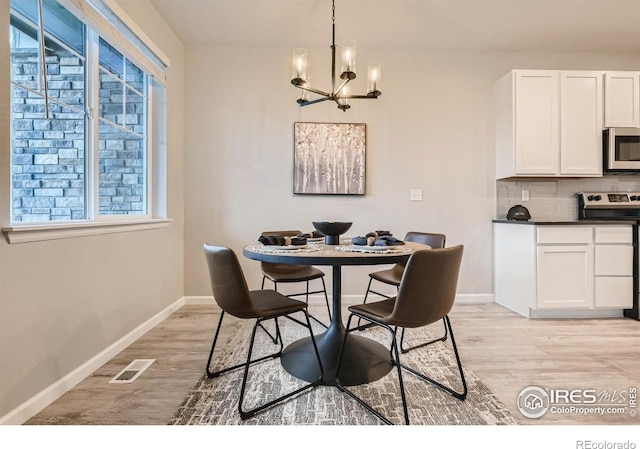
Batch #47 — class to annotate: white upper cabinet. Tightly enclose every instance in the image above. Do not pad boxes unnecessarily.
[514,71,559,175]
[495,70,603,179]
[560,71,603,176]
[604,71,640,128]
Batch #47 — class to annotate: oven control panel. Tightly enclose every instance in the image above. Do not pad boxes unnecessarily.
[579,192,640,208]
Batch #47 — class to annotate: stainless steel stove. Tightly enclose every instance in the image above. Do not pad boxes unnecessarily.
[578,191,640,320]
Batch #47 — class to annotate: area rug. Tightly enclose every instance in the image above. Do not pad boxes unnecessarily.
[169,318,518,425]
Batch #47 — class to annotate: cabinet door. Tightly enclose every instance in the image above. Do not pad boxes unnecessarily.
[560,71,603,176]
[604,72,640,128]
[515,71,560,175]
[536,245,593,308]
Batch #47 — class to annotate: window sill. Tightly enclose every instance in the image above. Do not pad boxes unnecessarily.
[2,218,172,244]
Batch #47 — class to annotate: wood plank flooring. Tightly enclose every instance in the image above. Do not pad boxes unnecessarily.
[25,302,640,426]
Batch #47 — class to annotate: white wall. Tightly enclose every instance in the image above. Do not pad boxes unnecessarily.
[183,46,640,299]
[0,0,185,421]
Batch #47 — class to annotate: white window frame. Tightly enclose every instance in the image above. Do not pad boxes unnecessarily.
[2,0,170,243]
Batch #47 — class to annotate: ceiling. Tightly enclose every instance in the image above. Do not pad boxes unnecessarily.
[142,0,640,52]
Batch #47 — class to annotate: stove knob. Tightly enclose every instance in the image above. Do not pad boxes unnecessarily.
[631,196,638,201]
[587,195,595,201]
[594,195,602,201]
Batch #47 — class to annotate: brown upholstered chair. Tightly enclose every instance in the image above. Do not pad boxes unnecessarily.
[336,246,467,425]
[203,244,323,420]
[260,230,331,327]
[359,232,448,353]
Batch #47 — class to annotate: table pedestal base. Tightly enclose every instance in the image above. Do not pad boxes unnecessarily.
[281,326,393,386]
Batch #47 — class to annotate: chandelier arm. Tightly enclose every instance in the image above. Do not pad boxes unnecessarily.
[344,95,380,99]
[299,97,332,106]
[335,77,351,96]
[296,85,331,97]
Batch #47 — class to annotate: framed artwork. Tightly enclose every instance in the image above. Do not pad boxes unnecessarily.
[293,122,366,195]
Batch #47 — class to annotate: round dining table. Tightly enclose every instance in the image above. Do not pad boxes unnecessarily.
[243,240,429,386]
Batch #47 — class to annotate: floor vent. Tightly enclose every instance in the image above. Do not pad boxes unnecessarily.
[109,359,155,384]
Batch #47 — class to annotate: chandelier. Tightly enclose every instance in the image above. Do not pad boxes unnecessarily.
[291,0,382,111]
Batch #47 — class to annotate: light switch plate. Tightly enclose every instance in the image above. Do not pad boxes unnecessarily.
[522,190,530,202]
[410,189,423,201]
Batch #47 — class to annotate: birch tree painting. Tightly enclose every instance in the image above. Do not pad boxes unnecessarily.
[293,122,366,195]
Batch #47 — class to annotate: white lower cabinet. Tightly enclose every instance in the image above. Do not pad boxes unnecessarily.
[536,245,593,309]
[494,223,633,318]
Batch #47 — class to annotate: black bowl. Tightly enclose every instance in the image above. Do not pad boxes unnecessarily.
[312,221,352,245]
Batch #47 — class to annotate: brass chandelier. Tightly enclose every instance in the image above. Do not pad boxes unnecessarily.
[291,0,382,111]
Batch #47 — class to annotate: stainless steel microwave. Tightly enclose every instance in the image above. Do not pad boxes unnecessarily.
[603,127,640,172]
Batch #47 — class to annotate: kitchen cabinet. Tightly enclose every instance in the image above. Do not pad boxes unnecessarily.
[536,227,593,309]
[494,222,633,318]
[593,226,634,308]
[604,71,640,128]
[495,70,603,179]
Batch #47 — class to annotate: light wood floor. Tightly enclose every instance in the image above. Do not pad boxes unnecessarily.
[25,301,640,426]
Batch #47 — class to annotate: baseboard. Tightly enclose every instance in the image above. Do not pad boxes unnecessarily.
[529,308,625,319]
[0,296,187,426]
[183,296,215,305]
[455,293,495,303]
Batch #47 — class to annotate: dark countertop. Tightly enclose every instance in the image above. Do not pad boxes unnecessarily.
[493,219,637,225]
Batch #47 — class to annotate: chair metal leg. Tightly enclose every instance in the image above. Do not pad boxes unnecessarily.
[390,326,411,425]
[271,278,330,329]
[398,315,467,400]
[321,277,331,321]
[205,311,283,379]
[399,317,448,354]
[238,311,324,420]
[305,279,327,329]
[336,313,467,425]
[335,315,401,425]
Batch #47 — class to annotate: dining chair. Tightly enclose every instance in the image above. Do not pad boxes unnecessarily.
[358,232,448,353]
[260,230,331,328]
[203,244,324,420]
[336,245,467,425]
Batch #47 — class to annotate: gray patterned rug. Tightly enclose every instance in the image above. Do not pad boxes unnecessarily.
[169,317,518,425]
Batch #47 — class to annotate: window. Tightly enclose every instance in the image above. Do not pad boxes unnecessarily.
[8,0,166,228]
[97,38,148,217]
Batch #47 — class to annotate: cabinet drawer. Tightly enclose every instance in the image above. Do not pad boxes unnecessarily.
[595,277,633,308]
[537,227,592,244]
[594,226,633,244]
[595,246,633,276]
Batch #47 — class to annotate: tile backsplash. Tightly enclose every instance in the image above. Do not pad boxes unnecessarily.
[496,175,640,221]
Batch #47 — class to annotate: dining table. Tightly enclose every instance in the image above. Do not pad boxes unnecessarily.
[243,239,430,386]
